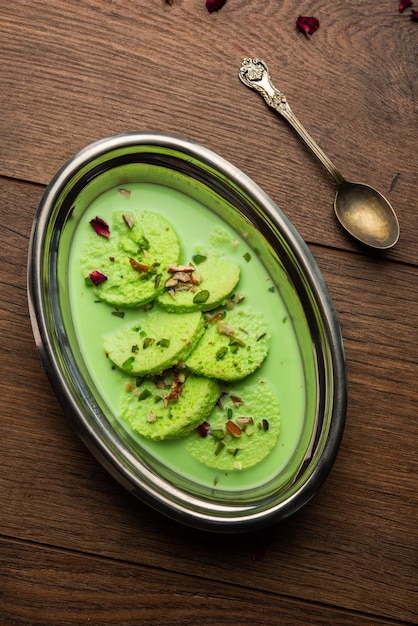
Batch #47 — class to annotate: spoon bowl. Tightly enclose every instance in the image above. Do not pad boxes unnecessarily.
[335,181,399,249]
[239,58,400,250]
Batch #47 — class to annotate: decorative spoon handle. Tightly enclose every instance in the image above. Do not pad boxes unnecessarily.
[238,58,345,186]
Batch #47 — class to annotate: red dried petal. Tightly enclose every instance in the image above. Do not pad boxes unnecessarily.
[296,15,320,37]
[206,0,227,13]
[89,270,108,286]
[399,0,413,12]
[90,216,110,238]
[411,9,418,19]
[197,421,211,437]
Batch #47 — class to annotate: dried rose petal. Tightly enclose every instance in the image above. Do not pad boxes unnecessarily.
[197,421,211,437]
[296,15,320,37]
[399,0,413,12]
[90,216,110,238]
[89,270,107,286]
[206,0,227,13]
[411,9,418,19]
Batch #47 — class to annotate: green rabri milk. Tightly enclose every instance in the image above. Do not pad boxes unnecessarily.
[67,181,307,492]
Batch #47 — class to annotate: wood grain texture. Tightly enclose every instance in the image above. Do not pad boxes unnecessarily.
[0,179,417,623]
[0,0,416,261]
[1,2,417,624]
[1,538,405,626]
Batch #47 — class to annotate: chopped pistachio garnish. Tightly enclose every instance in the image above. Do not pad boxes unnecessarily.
[192,254,207,265]
[225,421,241,437]
[129,258,149,273]
[214,441,225,456]
[122,356,135,370]
[258,418,269,431]
[215,346,228,360]
[229,336,246,348]
[193,289,210,304]
[230,395,243,407]
[217,320,235,336]
[212,428,225,440]
[137,388,152,401]
[122,213,134,229]
[118,188,131,198]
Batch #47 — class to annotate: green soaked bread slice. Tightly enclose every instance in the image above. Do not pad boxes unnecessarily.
[186,378,280,470]
[185,306,270,381]
[81,210,180,307]
[157,257,240,313]
[103,310,204,376]
[121,372,221,441]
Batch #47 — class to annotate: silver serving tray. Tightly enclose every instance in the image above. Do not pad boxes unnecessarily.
[28,133,346,532]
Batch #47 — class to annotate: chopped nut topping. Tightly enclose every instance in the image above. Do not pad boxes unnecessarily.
[147,412,157,423]
[235,417,253,425]
[129,258,148,273]
[225,421,242,437]
[123,212,135,228]
[118,188,131,198]
[204,311,225,324]
[165,277,179,288]
[172,271,192,282]
[193,289,210,304]
[230,395,244,408]
[217,320,235,336]
[168,263,195,274]
[190,272,201,285]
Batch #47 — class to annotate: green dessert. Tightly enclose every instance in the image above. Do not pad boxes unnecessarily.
[121,370,221,440]
[68,180,307,490]
[81,209,180,307]
[186,379,281,470]
[185,306,270,381]
[157,256,240,313]
[103,310,204,376]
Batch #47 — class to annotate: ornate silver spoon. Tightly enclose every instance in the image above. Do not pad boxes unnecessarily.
[239,58,400,250]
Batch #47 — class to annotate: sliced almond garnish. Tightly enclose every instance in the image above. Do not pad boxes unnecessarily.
[217,320,235,336]
[165,277,179,288]
[225,421,242,437]
[122,212,135,228]
[167,263,195,274]
[129,258,148,273]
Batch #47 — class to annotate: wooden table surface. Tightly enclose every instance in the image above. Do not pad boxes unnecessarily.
[1,1,417,624]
